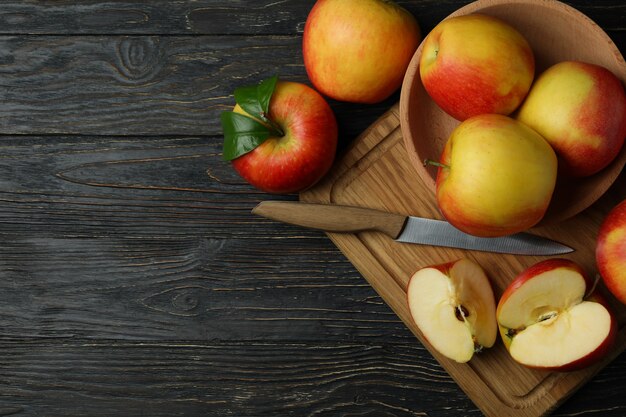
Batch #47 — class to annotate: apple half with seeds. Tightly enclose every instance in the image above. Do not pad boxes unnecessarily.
[497,259,617,371]
[407,258,497,363]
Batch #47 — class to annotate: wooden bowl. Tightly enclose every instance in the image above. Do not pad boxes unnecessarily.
[399,0,626,224]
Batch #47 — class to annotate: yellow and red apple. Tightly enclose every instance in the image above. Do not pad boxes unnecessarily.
[303,0,420,104]
[432,114,557,237]
[407,258,497,363]
[419,14,534,121]
[230,81,338,194]
[596,199,626,304]
[516,61,626,177]
[497,259,616,371]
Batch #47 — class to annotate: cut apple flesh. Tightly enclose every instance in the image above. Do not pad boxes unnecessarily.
[497,267,586,330]
[497,262,613,369]
[448,258,497,349]
[508,301,612,368]
[407,259,497,363]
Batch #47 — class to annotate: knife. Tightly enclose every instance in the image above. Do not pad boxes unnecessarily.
[252,201,574,255]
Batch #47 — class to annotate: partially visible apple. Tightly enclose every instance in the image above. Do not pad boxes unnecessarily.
[407,258,497,363]
[433,114,557,237]
[596,198,626,304]
[516,61,626,177]
[231,81,338,194]
[303,0,420,104]
[419,14,534,121]
[497,259,617,371]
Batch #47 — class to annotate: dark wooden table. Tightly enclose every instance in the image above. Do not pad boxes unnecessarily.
[0,1,624,416]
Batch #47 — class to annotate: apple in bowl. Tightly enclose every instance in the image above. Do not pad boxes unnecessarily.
[419,14,534,121]
[497,259,617,371]
[407,258,497,363]
[516,61,626,177]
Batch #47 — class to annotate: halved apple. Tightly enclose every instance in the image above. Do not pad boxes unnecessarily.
[407,258,497,363]
[497,259,617,371]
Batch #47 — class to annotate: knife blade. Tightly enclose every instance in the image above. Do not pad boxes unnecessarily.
[252,201,574,255]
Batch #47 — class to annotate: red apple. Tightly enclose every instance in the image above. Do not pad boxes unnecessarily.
[497,259,617,371]
[407,258,497,363]
[303,0,420,104]
[516,61,626,177]
[596,198,626,304]
[419,14,534,121]
[433,114,557,237]
[231,81,338,194]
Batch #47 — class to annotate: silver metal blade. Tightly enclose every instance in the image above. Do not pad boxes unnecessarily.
[396,216,573,255]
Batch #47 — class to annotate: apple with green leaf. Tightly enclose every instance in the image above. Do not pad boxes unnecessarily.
[419,14,534,121]
[431,114,557,237]
[221,76,338,194]
[516,61,626,177]
[497,259,617,371]
[596,198,626,304]
[303,0,421,104]
[407,258,497,363]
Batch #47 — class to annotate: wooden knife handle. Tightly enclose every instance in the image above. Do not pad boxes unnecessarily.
[252,201,407,238]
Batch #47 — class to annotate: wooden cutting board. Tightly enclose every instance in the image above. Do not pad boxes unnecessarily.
[300,103,626,417]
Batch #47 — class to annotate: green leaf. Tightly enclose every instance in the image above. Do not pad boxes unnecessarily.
[234,75,279,122]
[221,111,271,161]
[221,75,282,161]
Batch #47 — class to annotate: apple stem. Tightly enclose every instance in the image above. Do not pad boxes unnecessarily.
[260,112,285,137]
[424,159,449,169]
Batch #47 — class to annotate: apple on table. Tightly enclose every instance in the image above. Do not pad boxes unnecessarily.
[221,76,338,194]
[516,61,626,177]
[597,199,626,305]
[497,259,617,371]
[419,14,535,121]
[303,0,421,104]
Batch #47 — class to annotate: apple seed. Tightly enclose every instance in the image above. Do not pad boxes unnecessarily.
[455,304,470,321]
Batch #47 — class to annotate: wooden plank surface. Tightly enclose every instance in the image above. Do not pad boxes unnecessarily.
[0,1,620,35]
[301,105,626,416]
[0,1,623,416]
[0,35,396,140]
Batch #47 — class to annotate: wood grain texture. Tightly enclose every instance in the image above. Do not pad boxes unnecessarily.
[0,1,623,416]
[0,1,621,36]
[0,340,474,417]
[0,234,416,342]
[0,135,253,234]
[0,135,411,342]
[0,36,304,136]
[252,201,408,237]
[0,35,397,140]
[301,105,626,417]
[0,2,620,138]
[0,340,624,416]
